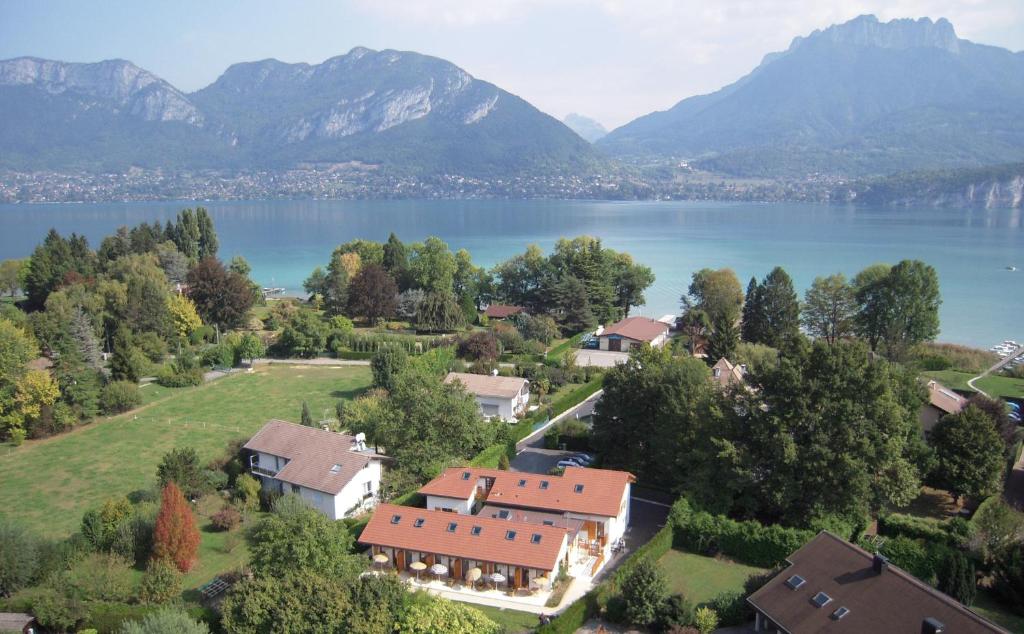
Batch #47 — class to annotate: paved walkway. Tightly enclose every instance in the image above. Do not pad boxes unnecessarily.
[967,344,1024,397]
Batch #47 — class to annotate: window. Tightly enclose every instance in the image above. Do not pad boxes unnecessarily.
[330,464,342,473]
[542,520,555,526]
[447,522,458,532]
[713,368,721,378]
[784,575,806,590]
[471,526,482,536]
[390,514,402,524]
[413,518,425,528]
[531,533,542,544]
[363,481,372,493]
[505,530,517,541]
[291,484,300,494]
[517,479,527,487]
[831,607,850,621]
[574,484,584,493]
[539,480,549,490]
[811,592,832,608]
[497,509,510,519]
[461,471,472,480]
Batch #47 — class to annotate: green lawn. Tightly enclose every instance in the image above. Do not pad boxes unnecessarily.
[972,589,1024,633]
[923,370,1024,399]
[0,364,372,538]
[657,549,766,605]
[471,604,539,634]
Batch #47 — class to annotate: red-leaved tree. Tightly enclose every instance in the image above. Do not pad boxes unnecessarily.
[152,482,200,572]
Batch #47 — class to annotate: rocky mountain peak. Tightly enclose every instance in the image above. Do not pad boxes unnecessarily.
[792,15,960,54]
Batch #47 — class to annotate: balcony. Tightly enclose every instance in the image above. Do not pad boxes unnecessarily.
[249,456,278,478]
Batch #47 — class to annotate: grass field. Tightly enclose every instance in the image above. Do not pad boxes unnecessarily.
[973,589,1024,632]
[657,549,766,605]
[0,364,372,538]
[923,370,1024,399]
[472,605,540,634]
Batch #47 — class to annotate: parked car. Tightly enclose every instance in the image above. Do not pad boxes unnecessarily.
[557,459,585,469]
[572,453,594,464]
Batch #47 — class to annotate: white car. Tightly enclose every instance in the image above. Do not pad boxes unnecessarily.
[556,459,582,469]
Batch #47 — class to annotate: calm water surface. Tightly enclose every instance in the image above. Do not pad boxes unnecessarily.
[1,199,1021,348]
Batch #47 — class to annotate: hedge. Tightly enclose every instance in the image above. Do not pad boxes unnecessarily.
[335,350,376,360]
[671,499,814,569]
[877,513,964,546]
[545,332,586,363]
[83,602,217,633]
[548,377,603,420]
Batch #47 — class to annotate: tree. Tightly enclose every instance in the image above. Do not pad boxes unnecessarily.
[371,345,409,392]
[138,560,183,604]
[706,313,738,364]
[694,607,720,634]
[938,551,976,606]
[248,506,362,580]
[621,558,668,627]
[235,473,262,512]
[186,258,254,331]
[0,318,39,438]
[612,253,655,317]
[408,236,457,294]
[682,268,743,326]
[220,572,352,634]
[741,276,763,344]
[802,273,856,345]
[0,516,40,597]
[554,275,595,334]
[171,209,201,260]
[228,255,250,277]
[491,244,553,314]
[152,482,200,573]
[992,543,1024,615]
[498,453,510,470]
[68,307,103,371]
[930,405,1005,503]
[194,208,218,261]
[510,313,559,345]
[457,331,499,362]
[166,294,202,341]
[122,607,209,634]
[746,267,800,349]
[322,251,351,317]
[382,232,409,288]
[109,326,146,382]
[855,261,940,358]
[156,447,204,498]
[303,266,329,299]
[277,310,328,358]
[967,394,1017,447]
[0,259,22,296]
[416,292,465,332]
[399,598,500,634]
[236,333,265,366]
[678,309,710,356]
[301,401,313,426]
[347,264,399,323]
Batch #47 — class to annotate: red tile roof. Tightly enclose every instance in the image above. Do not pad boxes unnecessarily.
[419,466,635,518]
[243,420,382,495]
[359,503,567,571]
[748,532,1007,633]
[484,304,526,319]
[418,467,507,499]
[600,316,669,342]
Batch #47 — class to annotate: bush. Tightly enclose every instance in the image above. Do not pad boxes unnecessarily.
[694,606,719,634]
[139,560,182,604]
[100,381,142,414]
[202,343,235,369]
[8,427,25,445]
[655,594,694,632]
[708,591,747,626]
[670,498,814,568]
[457,331,499,361]
[29,587,86,632]
[620,558,667,626]
[211,506,242,531]
[878,513,960,545]
[155,365,203,388]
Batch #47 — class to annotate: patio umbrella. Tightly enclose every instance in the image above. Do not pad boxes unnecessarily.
[373,553,389,570]
[488,572,506,589]
[465,567,482,585]
[429,563,448,581]
[409,561,427,581]
[532,575,550,589]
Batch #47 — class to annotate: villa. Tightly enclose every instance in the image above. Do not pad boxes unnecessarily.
[243,419,388,520]
[444,372,530,421]
[359,465,634,589]
[596,316,670,352]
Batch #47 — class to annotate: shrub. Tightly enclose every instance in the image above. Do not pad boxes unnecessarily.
[202,343,235,369]
[878,513,960,545]
[139,560,183,604]
[694,606,719,634]
[29,587,86,632]
[121,606,210,634]
[0,517,41,596]
[708,591,747,626]
[234,474,261,511]
[457,331,499,361]
[100,381,142,414]
[8,427,25,445]
[211,506,242,531]
[155,365,203,388]
[655,594,693,632]
[52,553,135,602]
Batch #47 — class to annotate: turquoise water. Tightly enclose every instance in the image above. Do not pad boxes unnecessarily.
[1,199,1021,348]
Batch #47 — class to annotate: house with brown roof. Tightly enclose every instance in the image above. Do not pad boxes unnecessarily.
[747,531,1007,633]
[483,304,526,320]
[243,420,387,520]
[711,357,746,389]
[919,380,969,434]
[597,316,669,352]
[360,503,571,592]
[406,466,634,577]
[444,372,529,421]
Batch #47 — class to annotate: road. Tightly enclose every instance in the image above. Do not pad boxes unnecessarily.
[511,390,603,474]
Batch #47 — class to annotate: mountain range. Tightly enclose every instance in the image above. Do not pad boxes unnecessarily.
[2,15,1024,184]
[0,49,606,177]
[599,15,1024,178]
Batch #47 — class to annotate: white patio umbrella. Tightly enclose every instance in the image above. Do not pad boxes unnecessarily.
[531,575,550,589]
[429,563,448,581]
[488,572,506,589]
[409,561,427,581]
[372,553,389,570]
[465,567,482,586]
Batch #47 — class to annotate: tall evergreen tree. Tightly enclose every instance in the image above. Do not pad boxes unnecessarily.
[301,401,313,427]
[706,313,739,364]
[382,232,409,288]
[69,307,102,371]
[172,209,201,261]
[554,275,596,334]
[741,276,763,343]
[195,208,219,260]
[153,482,200,573]
[757,267,801,349]
[939,551,976,606]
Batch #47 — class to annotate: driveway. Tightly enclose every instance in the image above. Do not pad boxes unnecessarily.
[574,349,629,368]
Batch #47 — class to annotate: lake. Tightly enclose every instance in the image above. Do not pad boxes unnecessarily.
[1,199,1021,348]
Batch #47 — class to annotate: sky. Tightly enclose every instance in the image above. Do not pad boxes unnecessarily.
[1,0,1022,129]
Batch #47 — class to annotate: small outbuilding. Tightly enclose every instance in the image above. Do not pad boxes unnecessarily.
[919,380,968,434]
[597,316,669,352]
[444,372,530,421]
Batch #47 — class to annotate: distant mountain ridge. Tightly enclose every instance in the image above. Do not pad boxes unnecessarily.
[562,113,607,142]
[0,48,607,176]
[600,15,1024,178]
[839,162,1024,208]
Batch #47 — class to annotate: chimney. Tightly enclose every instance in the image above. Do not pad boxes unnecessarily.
[873,553,889,574]
[921,617,945,634]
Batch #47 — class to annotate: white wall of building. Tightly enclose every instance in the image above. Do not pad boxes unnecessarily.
[334,460,382,518]
[426,493,475,514]
[251,451,383,521]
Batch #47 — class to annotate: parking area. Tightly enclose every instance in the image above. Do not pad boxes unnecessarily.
[574,349,629,368]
